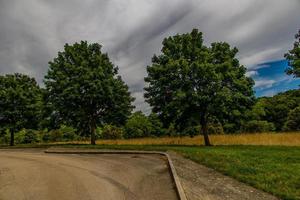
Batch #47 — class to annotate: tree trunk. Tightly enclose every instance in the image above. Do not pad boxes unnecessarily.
[10,129,14,146]
[200,116,211,146]
[90,119,96,145]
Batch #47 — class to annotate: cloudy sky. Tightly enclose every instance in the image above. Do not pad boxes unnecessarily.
[0,0,300,113]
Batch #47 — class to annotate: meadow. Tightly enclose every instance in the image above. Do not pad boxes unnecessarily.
[59,132,300,146]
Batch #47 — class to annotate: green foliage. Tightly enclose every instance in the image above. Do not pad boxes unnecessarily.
[223,123,239,134]
[44,41,134,144]
[22,130,39,144]
[144,29,255,145]
[183,126,200,137]
[242,120,275,133]
[183,124,223,137]
[0,73,42,145]
[284,106,300,131]
[101,124,124,139]
[0,129,10,144]
[124,112,154,138]
[11,129,41,144]
[247,90,300,131]
[285,29,300,77]
[42,131,52,142]
[59,125,77,141]
[47,129,63,142]
[148,113,165,136]
[207,124,224,134]
[166,123,177,136]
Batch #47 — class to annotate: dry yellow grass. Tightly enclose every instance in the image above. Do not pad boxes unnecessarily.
[62,132,300,146]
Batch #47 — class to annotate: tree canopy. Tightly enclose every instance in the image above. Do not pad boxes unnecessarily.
[285,29,300,77]
[246,89,300,132]
[0,73,42,146]
[144,29,255,145]
[44,41,134,144]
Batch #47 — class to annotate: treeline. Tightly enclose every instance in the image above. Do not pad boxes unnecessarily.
[0,88,299,145]
[1,29,299,146]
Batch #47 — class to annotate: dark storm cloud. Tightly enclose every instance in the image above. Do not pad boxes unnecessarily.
[0,0,300,112]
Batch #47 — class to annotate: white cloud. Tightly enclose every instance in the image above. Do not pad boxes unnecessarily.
[245,70,258,77]
[254,79,276,89]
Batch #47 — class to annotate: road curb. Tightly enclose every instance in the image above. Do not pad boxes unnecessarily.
[45,148,187,200]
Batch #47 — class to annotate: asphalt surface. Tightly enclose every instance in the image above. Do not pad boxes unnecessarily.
[0,149,178,200]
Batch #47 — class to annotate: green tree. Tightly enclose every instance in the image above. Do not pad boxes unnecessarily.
[124,111,154,138]
[44,41,134,145]
[285,29,300,77]
[144,29,255,146]
[263,90,299,131]
[148,112,165,136]
[0,73,42,146]
[283,106,300,131]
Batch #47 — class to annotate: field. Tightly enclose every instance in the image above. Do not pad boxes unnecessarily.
[59,132,300,146]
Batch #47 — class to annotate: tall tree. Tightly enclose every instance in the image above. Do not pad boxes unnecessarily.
[44,41,134,145]
[0,73,42,146]
[285,29,300,77]
[144,29,255,146]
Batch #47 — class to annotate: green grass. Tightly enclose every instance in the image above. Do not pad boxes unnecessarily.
[1,144,300,200]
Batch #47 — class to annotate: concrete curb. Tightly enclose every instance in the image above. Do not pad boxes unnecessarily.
[45,148,187,200]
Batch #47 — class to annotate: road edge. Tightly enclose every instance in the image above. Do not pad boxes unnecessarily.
[44,148,187,200]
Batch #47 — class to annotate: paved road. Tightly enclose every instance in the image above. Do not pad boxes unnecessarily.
[0,149,178,200]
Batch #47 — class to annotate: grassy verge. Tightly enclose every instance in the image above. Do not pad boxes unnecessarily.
[1,144,299,199]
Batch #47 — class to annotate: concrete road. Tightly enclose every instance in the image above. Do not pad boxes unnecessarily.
[0,149,178,200]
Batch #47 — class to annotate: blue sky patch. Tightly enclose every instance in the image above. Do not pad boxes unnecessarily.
[247,59,300,97]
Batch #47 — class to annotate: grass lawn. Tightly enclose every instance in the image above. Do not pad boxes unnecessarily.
[1,144,300,200]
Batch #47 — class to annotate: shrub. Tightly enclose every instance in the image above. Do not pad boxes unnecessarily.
[22,129,39,144]
[242,120,275,133]
[124,112,154,138]
[223,123,238,134]
[208,124,224,134]
[14,129,26,144]
[0,129,10,144]
[183,126,201,137]
[59,125,77,141]
[102,124,124,139]
[47,129,63,142]
[42,131,52,142]
[95,126,103,140]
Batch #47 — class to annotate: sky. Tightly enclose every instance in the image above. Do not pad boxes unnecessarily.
[0,0,299,113]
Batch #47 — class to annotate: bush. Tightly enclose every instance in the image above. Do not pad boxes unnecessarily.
[59,125,77,141]
[95,126,103,140]
[14,129,26,144]
[22,130,39,144]
[102,124,124,139]
[0,129,10,144]
[42,131,52,142]
[124,112,154,138]
[183,126,201,137]
[242,120,275,133]
[283,106,300,131]
[208,124,224,134]
[223,123,238,134]
[47,129,63,142]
